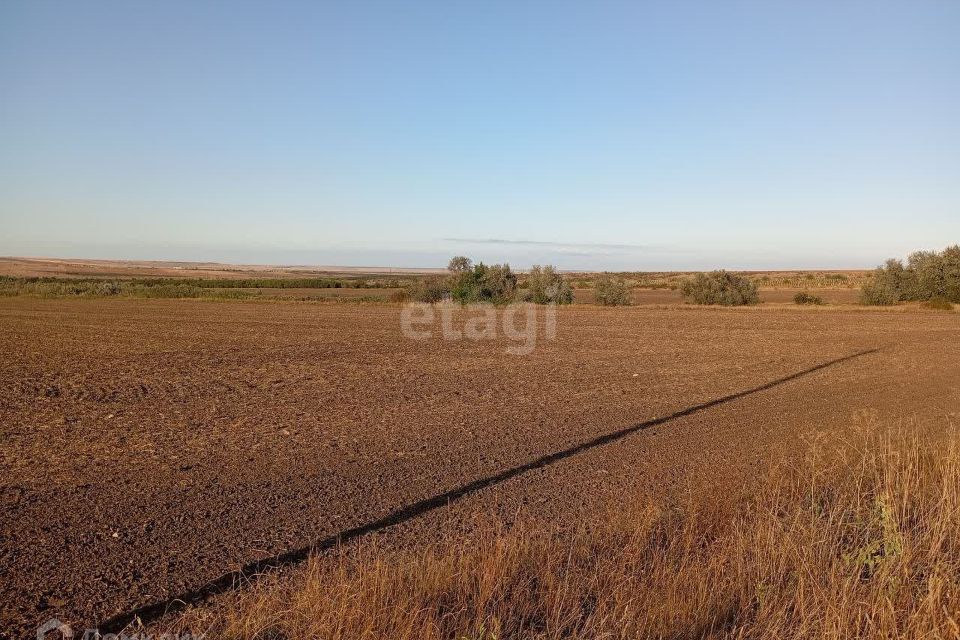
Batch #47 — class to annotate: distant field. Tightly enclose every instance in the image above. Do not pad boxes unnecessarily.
[0,256,870,284]
[565,269,869,290]
[216,286,405,300]
[0,278,867,306]
[572,287,862,305]
[0,256,444,280]
[0,256,874,306]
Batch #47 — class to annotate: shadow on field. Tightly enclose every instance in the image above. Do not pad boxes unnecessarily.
[98,348,880,633]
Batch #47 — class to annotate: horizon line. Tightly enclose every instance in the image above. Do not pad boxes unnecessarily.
[0,254,877,274]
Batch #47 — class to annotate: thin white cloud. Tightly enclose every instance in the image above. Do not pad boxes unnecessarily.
[442,238,649,251]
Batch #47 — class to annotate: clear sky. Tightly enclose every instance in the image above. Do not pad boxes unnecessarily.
[1,0,958,270]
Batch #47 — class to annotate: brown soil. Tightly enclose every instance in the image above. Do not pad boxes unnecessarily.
[1,298,958,637]
[0,257,443,279]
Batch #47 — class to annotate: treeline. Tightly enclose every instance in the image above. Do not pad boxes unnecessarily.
[584,270,760,306]
[0,275,411,296]
[861,246,960,305]
[407,257,574,305]
[407,259,763,307]
[122,276,411,289]
[0,277,256,299]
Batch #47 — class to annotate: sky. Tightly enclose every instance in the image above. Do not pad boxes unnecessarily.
[1,0,958,270]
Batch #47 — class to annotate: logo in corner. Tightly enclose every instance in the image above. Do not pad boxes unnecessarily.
[37,618,74,640]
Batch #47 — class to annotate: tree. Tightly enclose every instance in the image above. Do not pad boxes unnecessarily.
[447,256,473,273]
[449,261,517,305]
[860,246,960,305]
[943,245,960,303]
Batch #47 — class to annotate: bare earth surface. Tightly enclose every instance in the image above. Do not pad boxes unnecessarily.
[1,299,958,636]
[0,256,443,279]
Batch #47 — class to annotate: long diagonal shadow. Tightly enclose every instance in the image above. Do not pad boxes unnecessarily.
[97,348,879,632]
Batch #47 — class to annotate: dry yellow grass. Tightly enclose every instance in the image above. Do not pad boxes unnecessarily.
[162,415,959,639]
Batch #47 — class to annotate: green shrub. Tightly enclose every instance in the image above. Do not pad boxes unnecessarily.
[480,263,518,305]
[943,245,960,302]
[863,246,960,305]
[449,268,480,303]
[860,276,899,306]
[525,265,573,304]
[93,281,122,296]
[126,283,202,298]
[206,289,257,300]
[594,275,630,306]
[680,271,759,306]
[408,277,451,303]
[448,262,517,305]
[920,297,954,311]
[794,291,823,305]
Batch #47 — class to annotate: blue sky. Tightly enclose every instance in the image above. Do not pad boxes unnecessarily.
[1,0,958,270]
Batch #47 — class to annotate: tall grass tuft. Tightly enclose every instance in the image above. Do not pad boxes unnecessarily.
[920,297,954,311]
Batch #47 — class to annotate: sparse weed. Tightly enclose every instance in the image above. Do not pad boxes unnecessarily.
[920,297,954,311]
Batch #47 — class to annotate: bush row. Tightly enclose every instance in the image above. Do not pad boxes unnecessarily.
[860,246,960,305]
[406,264,764,307]
[0,277,257,300]
[0,275,410,290]
[407,258,574,305]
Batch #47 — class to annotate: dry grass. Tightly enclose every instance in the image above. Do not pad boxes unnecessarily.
[566,271,869,291]
[164,415,960,639]
[921,298,956,311]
